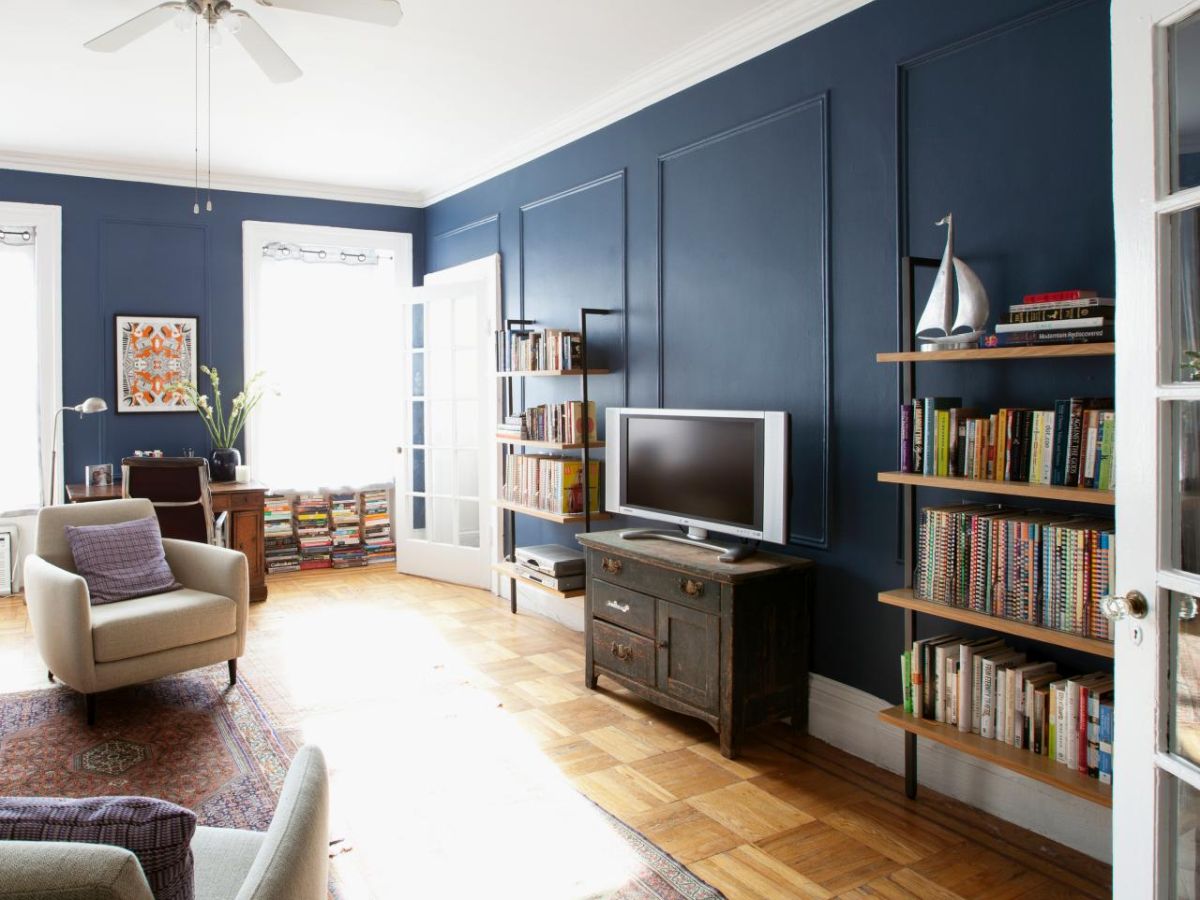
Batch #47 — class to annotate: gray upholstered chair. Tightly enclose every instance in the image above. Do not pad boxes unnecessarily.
[0,744,330,900]
[23,498,248,725]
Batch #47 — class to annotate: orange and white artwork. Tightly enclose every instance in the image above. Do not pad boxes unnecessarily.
[115,315,197,413]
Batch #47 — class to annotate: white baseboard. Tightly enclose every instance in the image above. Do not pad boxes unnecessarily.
[807,673,1112,862]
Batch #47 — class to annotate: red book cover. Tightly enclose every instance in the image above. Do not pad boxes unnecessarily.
[1022,289,1099,304]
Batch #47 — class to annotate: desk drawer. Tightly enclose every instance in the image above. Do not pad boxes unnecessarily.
[592,619,655,686]
[591,581,655,638]
[588,549,719,613]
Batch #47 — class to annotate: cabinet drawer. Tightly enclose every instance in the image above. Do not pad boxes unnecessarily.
[589,549,719,613]
[592,619,655,685]
[591,581,655,637]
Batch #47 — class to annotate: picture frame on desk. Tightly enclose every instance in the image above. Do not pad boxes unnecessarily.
[114,314,198,414]
[84,464,113,487]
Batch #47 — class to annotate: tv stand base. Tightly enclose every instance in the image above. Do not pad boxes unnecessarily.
[619,528,757,562]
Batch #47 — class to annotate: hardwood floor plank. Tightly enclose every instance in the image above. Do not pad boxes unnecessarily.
[756,821,902,894]
[687,781,815,842]
[690,843,833,899]
[626,800,742,864]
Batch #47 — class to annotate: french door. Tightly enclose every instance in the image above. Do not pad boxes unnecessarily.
[395,257,499,588]
[1113,2,1200,894]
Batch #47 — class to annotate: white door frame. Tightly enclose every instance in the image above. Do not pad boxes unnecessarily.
[1113,1,1200,893]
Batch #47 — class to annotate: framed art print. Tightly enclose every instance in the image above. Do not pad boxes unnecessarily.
[114,314,197,413]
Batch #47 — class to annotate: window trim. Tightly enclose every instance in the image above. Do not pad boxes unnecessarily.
[241,221,413,486]
[0,202,62,511]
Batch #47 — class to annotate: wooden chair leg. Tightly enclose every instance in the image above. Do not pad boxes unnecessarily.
[228,659,237,685]
[47,670,54,683]
[85,694,96,727]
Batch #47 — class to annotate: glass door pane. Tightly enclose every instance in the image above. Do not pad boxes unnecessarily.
[1173,12,1200,192]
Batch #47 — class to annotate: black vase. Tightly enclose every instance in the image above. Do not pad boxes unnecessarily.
[210,447,240,482]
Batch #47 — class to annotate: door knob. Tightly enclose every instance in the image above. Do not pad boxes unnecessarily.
[1101,590,1149,621]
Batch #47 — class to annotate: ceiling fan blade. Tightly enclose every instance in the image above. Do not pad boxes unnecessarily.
[84,2,187,52]
[254,0,402,27]
[229,11,302,83]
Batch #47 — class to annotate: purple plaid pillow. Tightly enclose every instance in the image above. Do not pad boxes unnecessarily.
[64,516,181,605]
[0,795,196,900]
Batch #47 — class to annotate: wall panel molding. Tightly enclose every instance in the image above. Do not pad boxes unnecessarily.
[518,170,629,405]
[656,95,831,549]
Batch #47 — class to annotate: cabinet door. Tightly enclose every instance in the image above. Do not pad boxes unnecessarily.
[655,599,719,713]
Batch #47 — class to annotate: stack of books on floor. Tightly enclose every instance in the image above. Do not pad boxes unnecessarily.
[497,326,584,372]
[899,396,1114,490]
[503,454,600,514]
[517,400,597,443]
[329,492,366,568]
[900,637,1113,785]
[915,504,1114,640]
[263,494,300,574]
[982,290,1113,348]
[294,494,332,570]
[360,488,395,566]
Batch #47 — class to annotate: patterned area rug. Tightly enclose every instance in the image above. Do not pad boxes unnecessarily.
[0,666,721,899]
[0,666,291,829]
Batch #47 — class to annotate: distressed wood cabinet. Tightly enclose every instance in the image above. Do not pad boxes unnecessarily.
[577,529,813,758]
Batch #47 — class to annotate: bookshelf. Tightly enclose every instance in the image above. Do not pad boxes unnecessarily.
[877,706,1111,806]
[876,343,1114,363]
[876,471,1114,505]
[880,255,1115,804]
[494,310,616,614]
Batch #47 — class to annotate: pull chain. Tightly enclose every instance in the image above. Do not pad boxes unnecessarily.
[206,18,213,213]
[193,16,200,215]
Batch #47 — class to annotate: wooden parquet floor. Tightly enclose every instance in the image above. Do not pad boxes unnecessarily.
[0,569,1112,898]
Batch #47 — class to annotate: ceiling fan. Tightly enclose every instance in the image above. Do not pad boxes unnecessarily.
[84,0,403,83]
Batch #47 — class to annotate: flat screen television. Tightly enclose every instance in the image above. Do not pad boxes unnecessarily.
[606,408,789,559]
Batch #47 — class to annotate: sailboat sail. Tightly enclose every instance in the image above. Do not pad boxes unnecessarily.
[915,215,955,339]
[950,259,989,335]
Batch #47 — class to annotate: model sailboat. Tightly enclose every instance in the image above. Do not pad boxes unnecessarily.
[915,214,989,351]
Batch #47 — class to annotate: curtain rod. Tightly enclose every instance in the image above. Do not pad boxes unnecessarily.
[261,240,392,266]
[0,226,35,247]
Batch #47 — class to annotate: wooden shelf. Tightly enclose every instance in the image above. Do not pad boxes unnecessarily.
[491,562,584,599]
[876,343,1114,363]
[496,369,610,378]
[879,589,1114,658]
[877,706,1112,807]
[495,499,611,524]
[495,435,606,450]
[877,471,1114,505]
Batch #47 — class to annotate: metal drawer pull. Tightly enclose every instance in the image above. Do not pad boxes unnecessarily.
[679,578,705,597]
[610,641,633,661]
[601,557,623,575]
[606,600,631,613]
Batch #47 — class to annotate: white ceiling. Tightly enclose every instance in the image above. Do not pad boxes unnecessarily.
[0,0,866,206]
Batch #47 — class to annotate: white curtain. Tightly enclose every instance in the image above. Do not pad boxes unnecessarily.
[249,249,402,490]
[0,240,41,513]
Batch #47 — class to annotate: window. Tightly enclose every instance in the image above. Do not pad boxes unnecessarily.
[243,222,412,490]
[0,204,60,514]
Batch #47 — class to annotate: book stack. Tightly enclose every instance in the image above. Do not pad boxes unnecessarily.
[263,494,299,574]
[518,401,596,444]
[915,503,1114,640]
[497,327,585,372]
[503,455,601,514]
[497,414,525,440]
[294,494,332,570]
[984,290,1113,348]
[329,492,366,569]
[899,396,1114,490]
[360,489,395,566]
[901,637,1113,785]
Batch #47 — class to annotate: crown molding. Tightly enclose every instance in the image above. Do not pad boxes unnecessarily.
[0,150,423,209]
[419,0,873,205]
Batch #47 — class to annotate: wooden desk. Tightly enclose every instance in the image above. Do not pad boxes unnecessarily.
[66,480,269,603]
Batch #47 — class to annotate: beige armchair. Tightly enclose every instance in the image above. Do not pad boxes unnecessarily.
[0,745,330,900]
[24,499,248,725]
